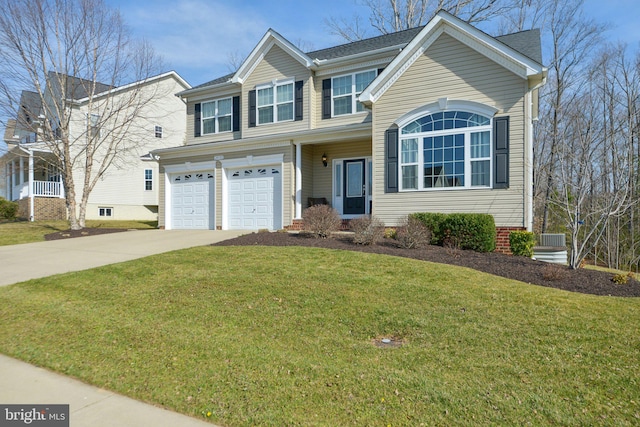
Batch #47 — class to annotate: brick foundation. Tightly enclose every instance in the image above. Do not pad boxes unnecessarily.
[17,197,67,221]
[495,226,525,254]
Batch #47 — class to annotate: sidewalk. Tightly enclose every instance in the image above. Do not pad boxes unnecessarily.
[0,354,218,426]
[0,229,245,426]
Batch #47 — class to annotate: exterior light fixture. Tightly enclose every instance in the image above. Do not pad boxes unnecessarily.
[322,153,328,167]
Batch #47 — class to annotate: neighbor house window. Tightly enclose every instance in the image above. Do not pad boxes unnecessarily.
[144,169,153,191]
[202,97,232,134]
[332,69,377,116]
[257,79,294,124]
[89,113,100,138]
[99,207,113,217]
[399,111,491,190]
[155,126,163,138]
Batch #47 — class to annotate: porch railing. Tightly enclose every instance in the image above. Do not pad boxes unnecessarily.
[11,181,64,200]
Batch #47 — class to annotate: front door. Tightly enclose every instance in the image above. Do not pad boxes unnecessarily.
[344,159,366,215]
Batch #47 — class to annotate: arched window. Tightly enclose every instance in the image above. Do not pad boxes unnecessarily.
[399,110,492,190]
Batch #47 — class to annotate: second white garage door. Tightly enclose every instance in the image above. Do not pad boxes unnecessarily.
[227,167,282,230]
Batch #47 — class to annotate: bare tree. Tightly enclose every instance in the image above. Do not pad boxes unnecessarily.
[326,0,517,41]
[0,0,165,230]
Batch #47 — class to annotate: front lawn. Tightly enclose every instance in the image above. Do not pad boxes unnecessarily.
[0,220,157,246]
[0,246,638,425]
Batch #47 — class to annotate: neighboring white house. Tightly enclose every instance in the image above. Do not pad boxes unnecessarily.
[1,71,190,221]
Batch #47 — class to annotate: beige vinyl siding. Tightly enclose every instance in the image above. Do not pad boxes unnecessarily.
[309,140,371,208]
[185,99,241,146]
[373,33,527,227]
[243,45,312,138]
[301,145,314,210]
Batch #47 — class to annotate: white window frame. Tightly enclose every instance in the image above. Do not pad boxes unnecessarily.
[144,168,153,191]
[155,125,163,138]
[256,79,294,125]
[399,112,493,192]
[331,69,377,117]
[201,97,233,135]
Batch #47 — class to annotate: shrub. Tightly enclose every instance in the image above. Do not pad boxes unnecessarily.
[612,273,629,285]
[350,215,385,245]
[0,197,18,220]
[302,204,342,238]
[542,264,569,281]
[410,212,447,245]
[384,228,397,239]
[396,216,431,249]
[509,231,536,257]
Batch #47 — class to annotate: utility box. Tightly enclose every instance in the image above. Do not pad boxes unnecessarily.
[534,234,568,264]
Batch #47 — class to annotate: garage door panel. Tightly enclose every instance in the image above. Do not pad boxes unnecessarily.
[171,173,214,230]
[227,167,281,230]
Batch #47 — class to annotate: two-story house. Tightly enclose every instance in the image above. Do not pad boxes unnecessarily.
[153,11,546,249]
[2,71,190,221]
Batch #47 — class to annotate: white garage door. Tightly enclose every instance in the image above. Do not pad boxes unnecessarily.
[171,172,214,229]
[228,167,281,230]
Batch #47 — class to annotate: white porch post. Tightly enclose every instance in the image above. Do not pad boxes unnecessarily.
[295,143,302,219]
[10,160,15,200]
[28,151,34,221]
[19,156,24,188]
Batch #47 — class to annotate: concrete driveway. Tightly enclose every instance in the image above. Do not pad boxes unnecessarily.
[0,229,245,286]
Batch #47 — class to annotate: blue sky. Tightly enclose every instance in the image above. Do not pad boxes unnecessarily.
[108,0,640,87]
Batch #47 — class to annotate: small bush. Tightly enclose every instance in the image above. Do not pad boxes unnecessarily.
[542,264,569,281]
[612,273,629,285]
[384,228,397,239]
[396,216,431,249]
[509,231,536,257]
[0,197,18,220]
[351,215,385,245]
[411,212,496,252]
[302,204,342,238]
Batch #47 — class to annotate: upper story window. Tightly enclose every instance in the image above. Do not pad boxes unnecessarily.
[256,79,294,125]
[202,98,232,134]
[155,126,163,138]
[332,69,377,116]
[399,111,492,191]
[89,113,100,138]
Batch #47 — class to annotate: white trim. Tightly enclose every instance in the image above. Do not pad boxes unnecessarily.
[163,160,217,230]
[232,29,314,84]
[73,71,190,103]
[394,99,499,128]
[295,143,302,219]
[219,153,284,169]
[359,10,545,105]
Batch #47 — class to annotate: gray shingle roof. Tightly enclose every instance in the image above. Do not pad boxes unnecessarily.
[193,24,542,90]
[48,71,113,100]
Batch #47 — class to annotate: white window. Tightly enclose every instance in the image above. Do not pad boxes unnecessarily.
[155,126,163,138]
[202,98,232,134]
[99,207,113,217]
[332,69,377,116]
[399,111,492,191]
[144,169,153,191]
[257,80,294,125]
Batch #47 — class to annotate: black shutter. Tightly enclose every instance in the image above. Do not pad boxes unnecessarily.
[322,78,331,119]
[385,127,399,193]
[295,80,303,121]
[493,116,509,189]
[248,90,256,128]
[232,96,240,132]
[194,103,201,137]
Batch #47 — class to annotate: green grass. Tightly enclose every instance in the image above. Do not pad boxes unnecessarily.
[1,246,639,425]
[0,220,157,246]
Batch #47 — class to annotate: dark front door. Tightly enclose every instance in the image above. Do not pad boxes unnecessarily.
[343,159,366,215]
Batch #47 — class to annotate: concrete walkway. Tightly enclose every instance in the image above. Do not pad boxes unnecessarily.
[0,229,245,426]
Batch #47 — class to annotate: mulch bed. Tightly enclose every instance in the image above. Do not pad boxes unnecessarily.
[44,228,128,240]
[214,232,640,297]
